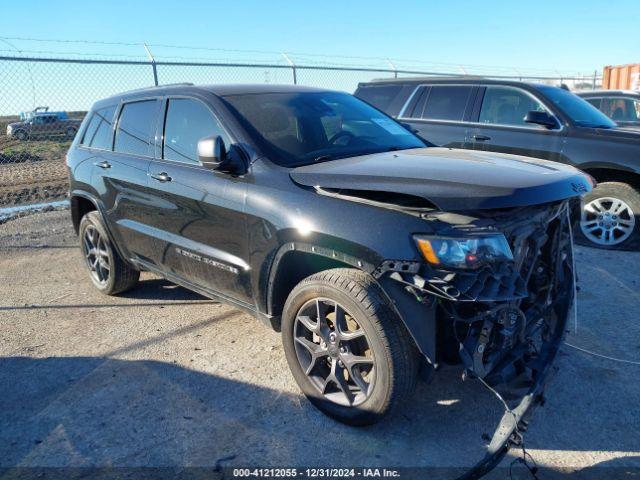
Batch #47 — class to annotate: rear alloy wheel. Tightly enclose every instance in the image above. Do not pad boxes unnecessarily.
[282,268,418,426]
[578,182,640,250]
[79,211,140,295]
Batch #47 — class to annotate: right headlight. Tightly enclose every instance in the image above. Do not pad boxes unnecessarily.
[414,234,513,269]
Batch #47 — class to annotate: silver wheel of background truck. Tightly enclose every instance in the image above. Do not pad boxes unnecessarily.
[578,182,640,250]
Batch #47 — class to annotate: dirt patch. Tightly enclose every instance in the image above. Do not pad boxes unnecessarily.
[0,135,71,206]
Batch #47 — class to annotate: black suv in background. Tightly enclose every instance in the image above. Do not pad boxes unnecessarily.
[67,84,591,477]
[355,78,640,250]
[578,90,640,129]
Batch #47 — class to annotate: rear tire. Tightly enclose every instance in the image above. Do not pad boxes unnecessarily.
[66,126,77,139]
[79,211,140,295]
[281,268,418,426]
[576,181,640,250]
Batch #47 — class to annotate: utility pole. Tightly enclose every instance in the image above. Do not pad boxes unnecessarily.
[144,43,159,86]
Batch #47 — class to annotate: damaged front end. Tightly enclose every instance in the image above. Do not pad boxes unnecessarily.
[375,200,576,479]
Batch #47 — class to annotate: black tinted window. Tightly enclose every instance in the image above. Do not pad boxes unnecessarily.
[421,86,472,121]
[163,98,229,163]
[82,106,116,150]
[114,100,158,156]
[355,85,403,114]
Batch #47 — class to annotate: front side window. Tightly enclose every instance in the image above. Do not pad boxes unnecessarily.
[114,100,159,156]
[222,91,424,167]
[538,86,616,128]
[82,105,116,150]
[600,97,640,122]
[420,86,473,121]
[163,98,230,164]
[479,86,546,127]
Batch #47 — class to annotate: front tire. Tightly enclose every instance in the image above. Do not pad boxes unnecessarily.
[282,268,418,426]
[577,181,640,250]
[14,130,27,141]
[79,211,140,295]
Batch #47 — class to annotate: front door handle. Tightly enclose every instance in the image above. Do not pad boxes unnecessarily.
[472,134,491,141]
[150,172,172,183]
[94,160,111,169]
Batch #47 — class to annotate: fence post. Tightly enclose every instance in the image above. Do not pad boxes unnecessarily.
[143,43,159,86]
[386,59,398,78]
[282,53,297,84]
[593,70,597,90]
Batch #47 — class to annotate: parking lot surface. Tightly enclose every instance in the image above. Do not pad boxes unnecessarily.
[1,210,639,479]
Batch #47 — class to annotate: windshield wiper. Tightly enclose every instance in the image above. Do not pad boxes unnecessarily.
[312,155,334,163]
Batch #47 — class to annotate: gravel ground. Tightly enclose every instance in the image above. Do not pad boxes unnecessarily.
[0,210,639,479]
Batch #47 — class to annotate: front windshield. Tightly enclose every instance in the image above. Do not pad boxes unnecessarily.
[539,86,617,128]
[222,91,425,167]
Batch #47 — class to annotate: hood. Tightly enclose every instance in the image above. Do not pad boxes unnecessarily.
[590,126,640,141]
[290,148,592,211]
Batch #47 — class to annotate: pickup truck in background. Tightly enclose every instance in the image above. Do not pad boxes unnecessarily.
[6,112,82,140]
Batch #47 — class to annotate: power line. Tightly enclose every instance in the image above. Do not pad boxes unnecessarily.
[0,35,600,78]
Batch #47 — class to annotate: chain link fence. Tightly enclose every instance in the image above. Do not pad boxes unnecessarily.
[0,55,602,209]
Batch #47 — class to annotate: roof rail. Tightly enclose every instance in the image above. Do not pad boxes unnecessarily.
[111,82,196,98]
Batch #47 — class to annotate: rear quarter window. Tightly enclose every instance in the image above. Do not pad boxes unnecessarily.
[81,105,117,150]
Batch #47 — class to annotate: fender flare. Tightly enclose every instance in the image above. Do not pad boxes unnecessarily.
[70,190,132,267]
[266,241,436,362]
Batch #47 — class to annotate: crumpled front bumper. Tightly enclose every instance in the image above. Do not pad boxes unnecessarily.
[457,328,564,480]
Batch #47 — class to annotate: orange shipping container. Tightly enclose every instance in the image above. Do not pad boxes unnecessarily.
[602,63,640,90]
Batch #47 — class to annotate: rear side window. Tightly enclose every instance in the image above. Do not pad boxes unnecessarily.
[479,86,546,127]
[406,86,473,121]
[81,105,116,150]
[422,86,472,121]
[114,100,158,157]
[355,85,404,114]
[163,98,230,164]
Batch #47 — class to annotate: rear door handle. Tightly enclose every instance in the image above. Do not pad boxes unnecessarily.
[150,172,172,183]
[472,134,491,141]
[94,160,111,169]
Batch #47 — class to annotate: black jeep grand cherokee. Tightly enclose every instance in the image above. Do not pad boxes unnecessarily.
[68,84,591,475]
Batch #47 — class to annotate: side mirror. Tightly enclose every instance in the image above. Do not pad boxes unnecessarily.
[197,135,227,170]
[524,110,560,130]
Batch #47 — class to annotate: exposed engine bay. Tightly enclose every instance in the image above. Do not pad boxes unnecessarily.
[376,199,574,399]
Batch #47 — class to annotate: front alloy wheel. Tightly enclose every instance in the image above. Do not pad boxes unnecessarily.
[282,268,418,426]
[293,298,375,407]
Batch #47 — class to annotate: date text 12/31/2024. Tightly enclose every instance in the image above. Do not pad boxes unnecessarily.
[232,468,401,478]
